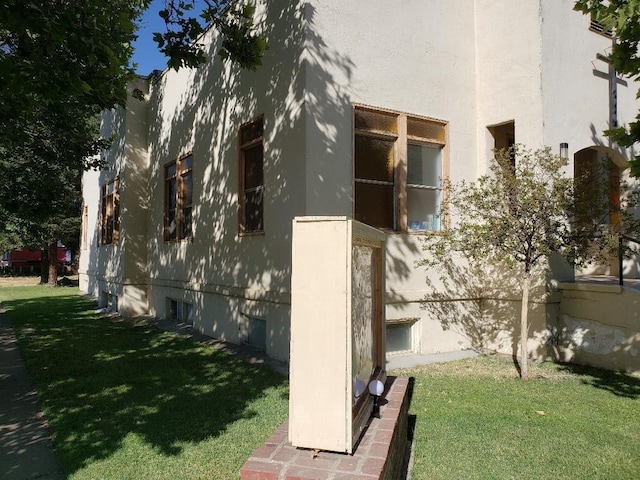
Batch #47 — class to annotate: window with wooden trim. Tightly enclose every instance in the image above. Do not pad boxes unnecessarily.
[167,297,193,325]
[239,116,264,234]
[354,105,446,231]
[164,154,193,242]
[81,206,88,249]
[100,177,119,245]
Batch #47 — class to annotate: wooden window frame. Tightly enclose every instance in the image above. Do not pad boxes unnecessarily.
[100,177,119,245]
[164,153,193,242]
[238,115,265,236]
[353,104,448,232]
[81,205,88,250]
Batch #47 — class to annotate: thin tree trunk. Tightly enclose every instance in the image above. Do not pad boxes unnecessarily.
[48,241,58,287]
[520,273,531,379]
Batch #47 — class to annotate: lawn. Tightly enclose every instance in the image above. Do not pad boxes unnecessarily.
[397,357,640,480]
[0,286,289,479]
[1,286,639,479]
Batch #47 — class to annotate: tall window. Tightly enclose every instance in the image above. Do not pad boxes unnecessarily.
[354,105,446,231]
[239,116,264,234]
[81,206,88,249]
[101,177,119,245]
[164,154,193,242]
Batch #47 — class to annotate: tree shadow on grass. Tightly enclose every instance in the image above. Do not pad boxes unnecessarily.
[2,291,288,475]
[556,363,640,399]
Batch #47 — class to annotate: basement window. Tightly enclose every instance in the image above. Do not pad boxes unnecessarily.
[243,314,267,351]
[386,318,417,354]
[167,298,193,325]
[101,291,118,312]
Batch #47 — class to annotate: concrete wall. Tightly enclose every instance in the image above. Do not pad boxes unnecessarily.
[557,282,640,375]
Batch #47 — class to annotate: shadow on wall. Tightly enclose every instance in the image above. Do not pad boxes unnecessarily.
[86,0,418,357]
[419,256,559,363]
[85,103,126,303]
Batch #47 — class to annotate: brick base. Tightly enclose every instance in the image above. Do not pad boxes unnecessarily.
[240,376,411,480]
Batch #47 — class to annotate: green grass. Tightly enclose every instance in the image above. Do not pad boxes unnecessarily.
[394,357,640,480]
[3,286,639,479]
[0,286,288,479]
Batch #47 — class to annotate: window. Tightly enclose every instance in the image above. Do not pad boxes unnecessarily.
[167,298,193,324]
[101,177,119,245]
[386,319,416,354]
[245,315,267,351]
[101,291,118,312]
[81,206,88,250]
[489,121,515,170]
[164,154,193,241]
[354,105,446,231]
[239,116,264,234]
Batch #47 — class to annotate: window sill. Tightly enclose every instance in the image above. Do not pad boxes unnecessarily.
[239,231,265,238]
[163,237,193,244]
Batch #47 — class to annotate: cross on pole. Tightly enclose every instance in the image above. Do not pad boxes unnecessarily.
[594,52,628,129]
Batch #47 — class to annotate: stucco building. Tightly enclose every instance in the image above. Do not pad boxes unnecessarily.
[80,0,640,364]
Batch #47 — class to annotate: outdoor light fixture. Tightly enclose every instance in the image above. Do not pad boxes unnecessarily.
[560,142,569,159]
[368,379,384,418]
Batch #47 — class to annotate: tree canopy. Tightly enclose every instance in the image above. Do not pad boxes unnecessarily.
[0,0,266,283]
[575,0,640,176]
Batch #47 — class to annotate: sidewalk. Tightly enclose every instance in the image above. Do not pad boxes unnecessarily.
[0,309,65,480]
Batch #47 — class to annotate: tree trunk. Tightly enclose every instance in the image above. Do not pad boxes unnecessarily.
[40,248,48,284]
[520,273,531,379]
[47,241,58,287]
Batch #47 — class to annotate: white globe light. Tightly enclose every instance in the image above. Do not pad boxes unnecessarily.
[368,379,384,396]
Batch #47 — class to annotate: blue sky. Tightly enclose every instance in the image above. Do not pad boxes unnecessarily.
[131,0,167,76]
[131,0,209,76]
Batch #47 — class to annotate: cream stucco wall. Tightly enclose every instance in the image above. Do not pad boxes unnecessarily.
[136,0,305,360]
[557,282,640,375]
[79,0,640,366]
[80,78,151,316]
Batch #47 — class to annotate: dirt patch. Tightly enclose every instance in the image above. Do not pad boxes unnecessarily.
[0,275,79,288]
[0,276,41,287]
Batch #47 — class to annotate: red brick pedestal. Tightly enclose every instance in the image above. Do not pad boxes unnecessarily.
[240,376,411,480]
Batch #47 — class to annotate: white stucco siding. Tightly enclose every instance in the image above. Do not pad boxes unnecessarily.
[304,0,478,213]
[138,0,305,360]
[540,0,639,164]
[79,78,151,315]
[303,1,479,342]
[474,0,545,173]
[80,1,640,361]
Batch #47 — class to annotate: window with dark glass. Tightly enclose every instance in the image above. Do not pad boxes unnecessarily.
[354,106,446,231]
[164,154,193,241]
[101,177,119,245]
[239,116,264,234]
[82,206,88,249]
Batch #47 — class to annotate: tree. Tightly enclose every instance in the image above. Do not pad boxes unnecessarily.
[154,1,268,71]
[574,0,640,176]
[420,146,640,379]
[0,105,86,285]
[0,1,265,285]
